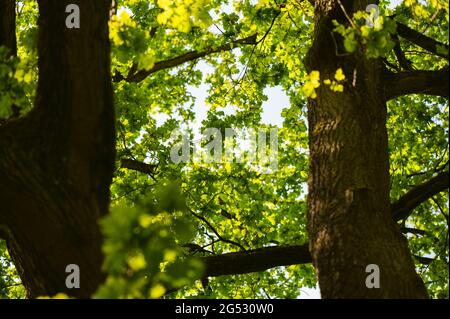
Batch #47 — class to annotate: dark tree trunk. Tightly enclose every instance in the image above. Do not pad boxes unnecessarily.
[0,0,114,298]
[0,0,16,57]
[305,0,428,298]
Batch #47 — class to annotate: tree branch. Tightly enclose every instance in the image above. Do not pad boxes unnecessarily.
[396,21,449,59]
[414,255,435,265]
[120,159,157,176]
[115,34,257,83]
[393,34,413,70]
[188,208,247,251]
[200,244,311,277]
[392,171,449,222]
[385,67,449,100]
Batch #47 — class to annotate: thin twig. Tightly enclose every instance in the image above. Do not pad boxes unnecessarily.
[336,0,356,29]
[188,208,247,251]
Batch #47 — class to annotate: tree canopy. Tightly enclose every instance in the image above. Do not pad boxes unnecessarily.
[0,0,448,299]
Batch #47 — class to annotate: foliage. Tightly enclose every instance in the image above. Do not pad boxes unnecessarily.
[0,241,25,299]
[0,0,448,299]
[95,182,204,298]
[333,10,397,58]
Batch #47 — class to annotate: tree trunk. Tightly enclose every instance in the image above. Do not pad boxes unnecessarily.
[0,0,114,298]
[0,0,16,57]
[305,0,428,298]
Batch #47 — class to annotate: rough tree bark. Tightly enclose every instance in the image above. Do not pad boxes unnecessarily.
[0,0,114,298]
[0,0,16,57]
[305,0,428,298]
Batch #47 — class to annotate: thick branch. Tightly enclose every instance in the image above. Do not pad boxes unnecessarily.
[116,34,257,83]
[414,255,435,265]
[396,22,449,59]
[189,208,247,251]
[392,171,449,222]
[120,159,157,176]
[200,244,311,277]
[385,67,449,100]
[393,34,413,70]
